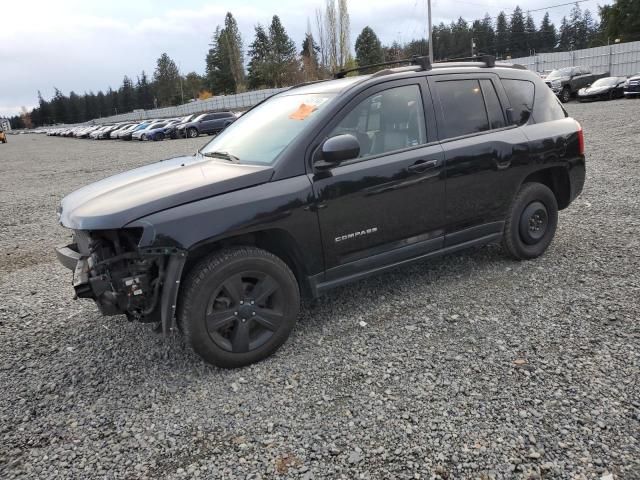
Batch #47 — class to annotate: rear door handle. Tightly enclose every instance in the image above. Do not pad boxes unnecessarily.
[407,159,439,173]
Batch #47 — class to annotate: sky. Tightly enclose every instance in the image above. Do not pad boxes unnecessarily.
[0,0,611,117]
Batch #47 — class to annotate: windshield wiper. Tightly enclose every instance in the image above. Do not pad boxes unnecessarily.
[202,151,240,163]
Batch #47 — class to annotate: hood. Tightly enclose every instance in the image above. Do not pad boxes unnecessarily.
[59,155,274,230]
[580,85,610,94]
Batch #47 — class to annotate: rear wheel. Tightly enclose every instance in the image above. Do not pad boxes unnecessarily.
[502,183,558,260]
[179,247,300,368]
[560,87,571,103]
[187,127,199,138]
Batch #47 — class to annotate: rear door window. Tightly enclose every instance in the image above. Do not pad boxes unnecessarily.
[434,79,490,139]
[502,79,534,125]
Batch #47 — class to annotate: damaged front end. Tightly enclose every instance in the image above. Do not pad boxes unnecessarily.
[56,229,185,333]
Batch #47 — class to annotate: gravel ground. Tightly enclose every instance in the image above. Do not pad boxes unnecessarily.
[1,101,639,480]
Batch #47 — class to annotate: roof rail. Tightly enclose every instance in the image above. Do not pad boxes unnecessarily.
[334,55,431,79]
[436,54,496,67]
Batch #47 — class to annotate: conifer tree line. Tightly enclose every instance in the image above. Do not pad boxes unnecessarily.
[10,0,639,129]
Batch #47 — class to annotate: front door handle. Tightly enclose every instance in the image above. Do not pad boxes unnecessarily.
[407,159,439,173]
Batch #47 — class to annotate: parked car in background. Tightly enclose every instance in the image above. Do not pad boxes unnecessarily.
[113,123,140,140]
[545,66,609,102]
[577,76,627,101]
[143,119,180,141]
[120,122,150,141]
[176,111,236,138]
[132,121,168,141]
[165,115,196,139]
[623,73,640,98]
[104,123,133,139]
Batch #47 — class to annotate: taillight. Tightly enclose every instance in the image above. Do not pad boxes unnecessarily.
[576,120,585,155]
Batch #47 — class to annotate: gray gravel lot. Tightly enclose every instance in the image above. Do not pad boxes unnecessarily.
[1,101,639,479]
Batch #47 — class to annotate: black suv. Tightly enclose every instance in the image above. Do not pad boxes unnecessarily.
[56,56,585,368]
[176,111,236,138]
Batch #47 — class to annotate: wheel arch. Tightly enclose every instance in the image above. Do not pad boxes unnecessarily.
[521,166,571,210]
[182,228,313,298]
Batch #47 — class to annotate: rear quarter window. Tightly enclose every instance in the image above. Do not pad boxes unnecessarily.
[531,80,567,123]
[502,79,535,125]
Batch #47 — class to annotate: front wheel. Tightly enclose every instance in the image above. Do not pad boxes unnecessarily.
[187,127,199,138]
[560,87,571,103]
[502,183,558,260]
[179,247,300,368]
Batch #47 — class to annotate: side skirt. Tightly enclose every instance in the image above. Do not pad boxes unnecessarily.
[308,232,503,298]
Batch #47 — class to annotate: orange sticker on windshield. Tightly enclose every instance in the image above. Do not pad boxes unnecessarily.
[289,103,317,120]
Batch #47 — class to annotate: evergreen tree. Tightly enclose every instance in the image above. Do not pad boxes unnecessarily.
[36,91,51,125]
[84,92,98,120]
[495,11,509,57]
[472,15,495,55]
[450,17,471,57]
[119,76,136,113]
[539,12,558,52]
[135,71,154,110]
[525,12,537,54]
[432,23,452,59]
[96,91,108,118]
[153,53,180,107]
[558,16,572,50]
[301,31,321,81]
[355,26,384,68]
[599,0,640,41]
[582,9,597,47]
[247,24,272,89]
[268,15,299,87]
[383,41,403,61]
[509,7,526,57]
[206,15,245,95]
[68,91,84,123]
[223,12,246,91]
[569,2,584,49]
[51,88,67,124]
[403,39,429,57]
[184,72,204,100]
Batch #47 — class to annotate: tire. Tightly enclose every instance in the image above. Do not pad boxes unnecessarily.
[560,87,571,103]
[187,127,199,138]
[140,134,146,141]
[179,247,300,368]
[157,132,165,141]
[502,182,558,260]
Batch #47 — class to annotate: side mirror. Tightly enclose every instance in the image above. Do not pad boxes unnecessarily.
[317,134,360,168]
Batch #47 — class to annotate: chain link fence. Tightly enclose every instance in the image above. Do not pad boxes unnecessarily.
[510,40,640,76]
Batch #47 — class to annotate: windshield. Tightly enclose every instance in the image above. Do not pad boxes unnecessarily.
[592,77,618,87]
[200,93,336,165]
[548,67,573,79]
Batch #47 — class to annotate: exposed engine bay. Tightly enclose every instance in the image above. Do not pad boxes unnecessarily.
[72,229,166,322]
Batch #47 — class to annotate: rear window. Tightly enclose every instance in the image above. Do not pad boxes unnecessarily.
[434,79,490,138]
[502,79,534,125]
